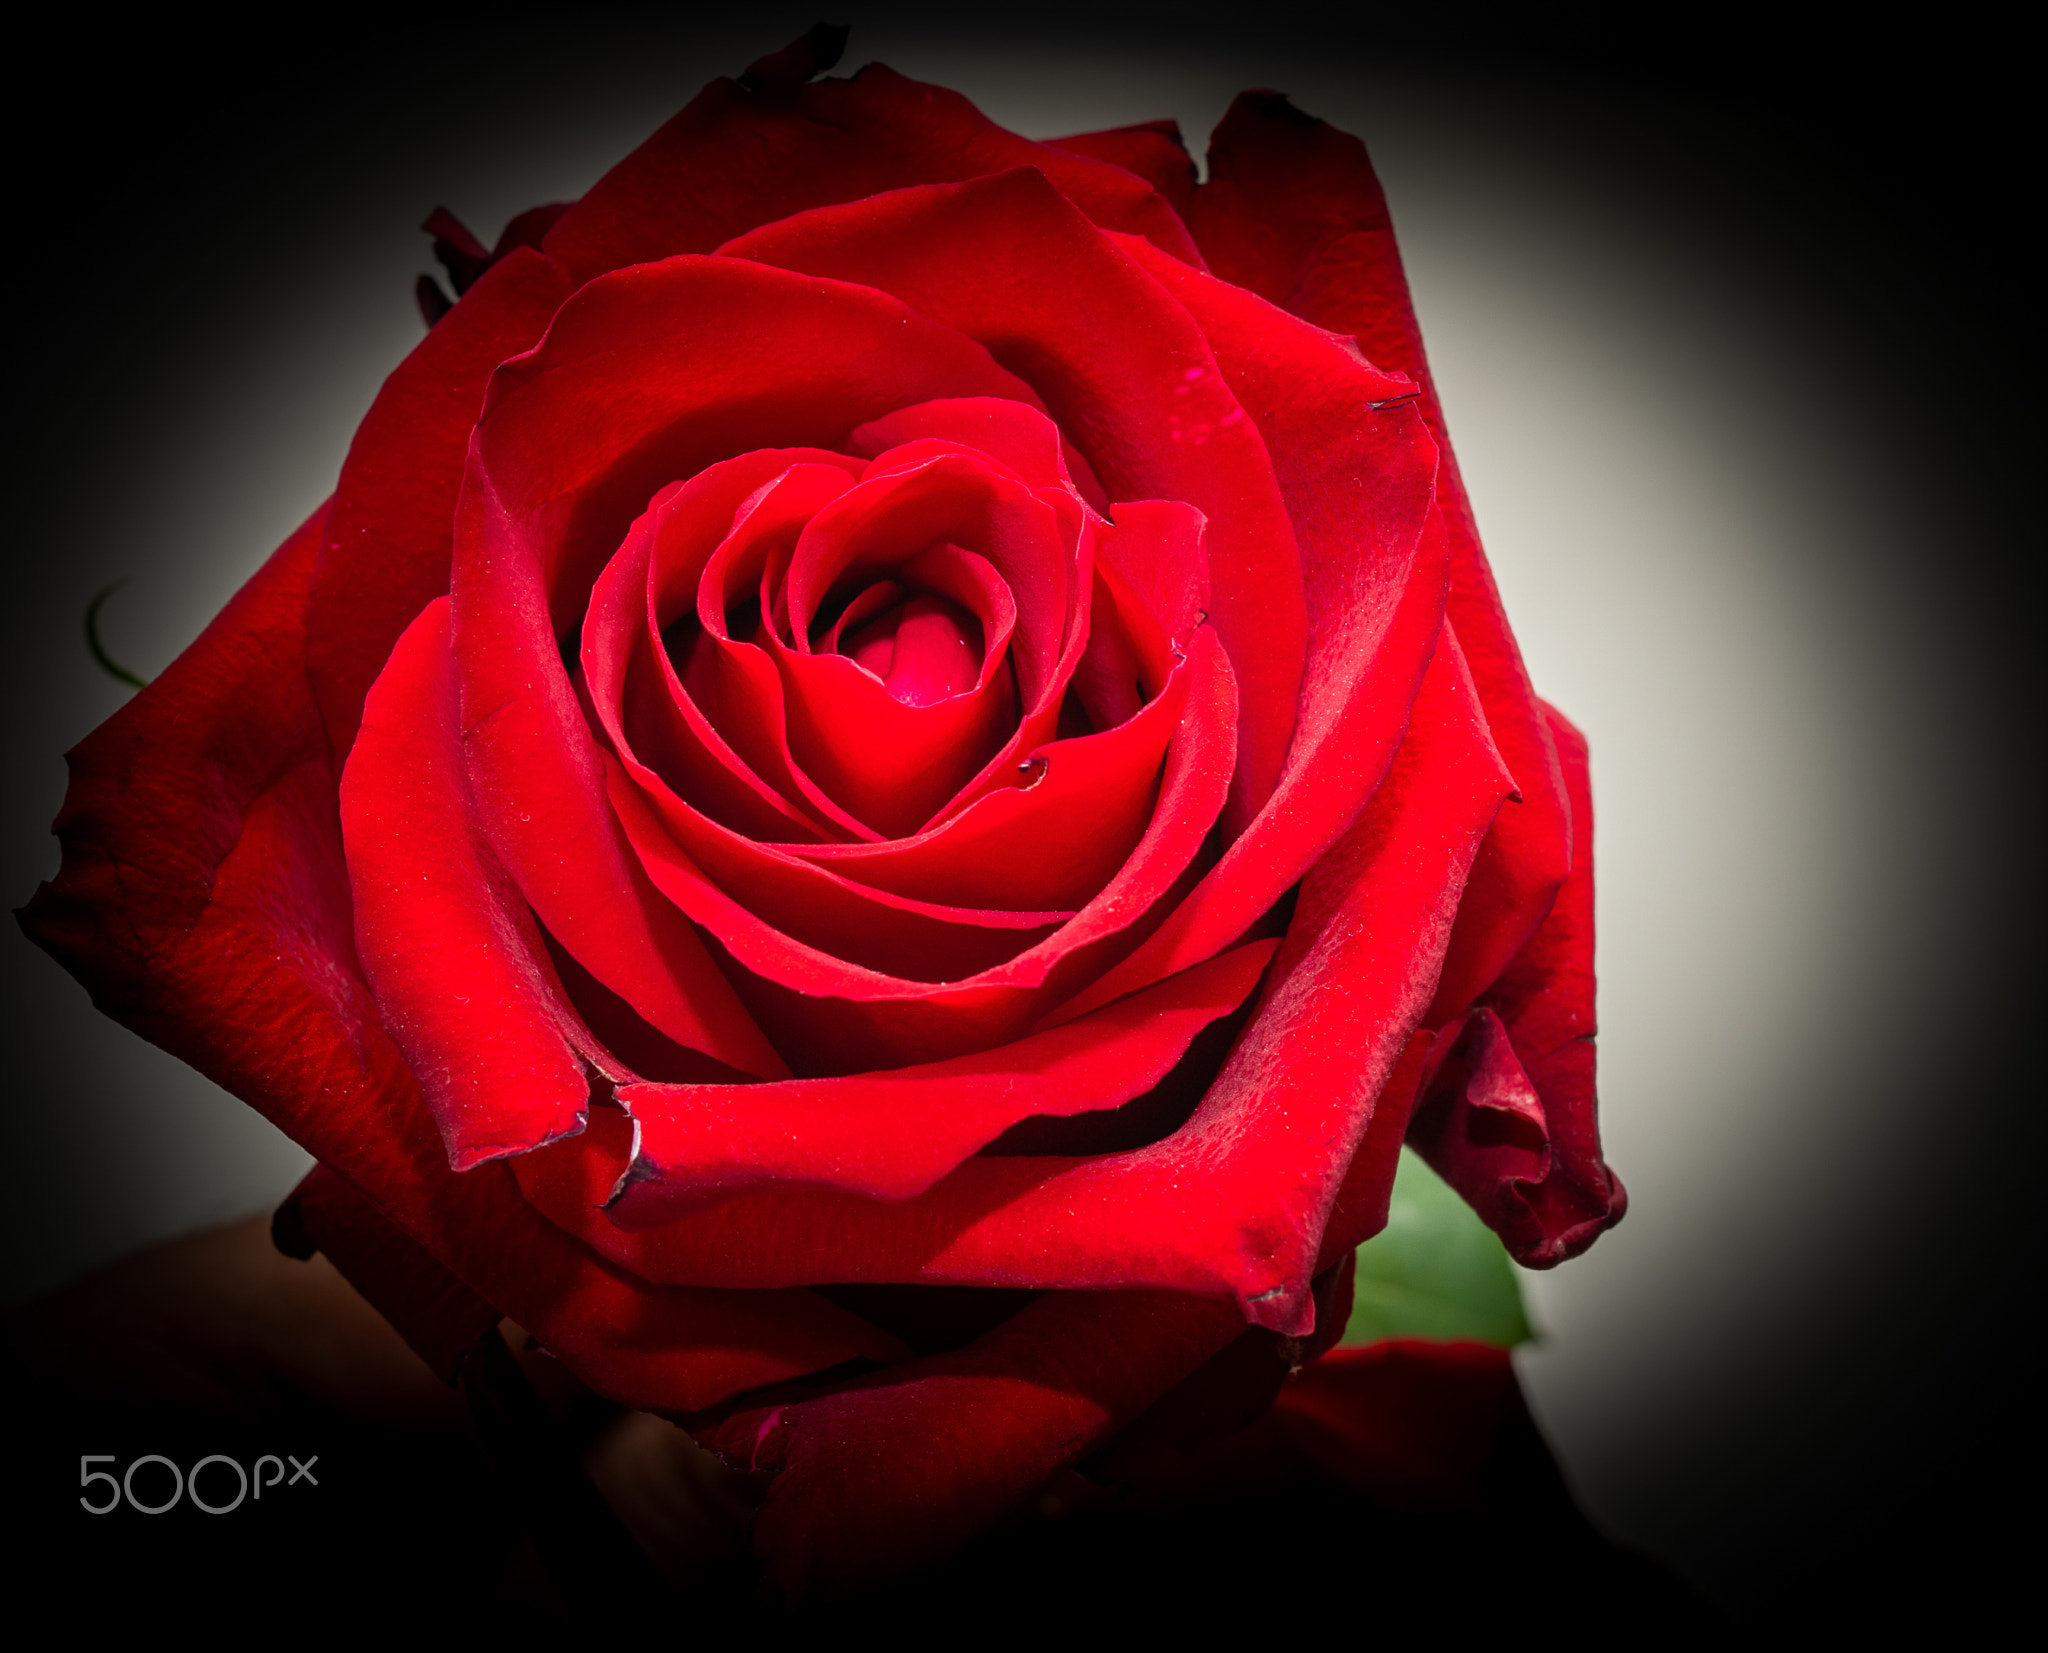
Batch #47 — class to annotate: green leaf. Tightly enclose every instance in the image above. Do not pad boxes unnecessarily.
[1342,1146,1533,1347]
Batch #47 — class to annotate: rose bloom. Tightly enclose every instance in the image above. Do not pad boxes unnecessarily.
[21,29,1622,1594]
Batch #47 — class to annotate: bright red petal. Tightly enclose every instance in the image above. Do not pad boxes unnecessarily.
[453,257,1037,1078]
[597,628,1234,1073]
[18,509,900,1413]
[722,167,1309,836]
[1409,709,1625,1264]
[341,599,591,1169]
[609,939,1277,1212]
[307,249,574,757]
[513,630,1508,1329]
[1044,238,1446,1027]
[1187,93,1576,1023]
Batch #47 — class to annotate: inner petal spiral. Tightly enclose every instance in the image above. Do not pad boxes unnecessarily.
[840,591,984,707]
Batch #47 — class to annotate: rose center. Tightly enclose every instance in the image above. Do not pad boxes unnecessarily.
[837,588,985,707]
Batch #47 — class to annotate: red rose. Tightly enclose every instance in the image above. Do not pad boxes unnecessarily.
[20,28,1621,1594]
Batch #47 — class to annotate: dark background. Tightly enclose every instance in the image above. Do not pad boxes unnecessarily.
[3,2,2035,1630]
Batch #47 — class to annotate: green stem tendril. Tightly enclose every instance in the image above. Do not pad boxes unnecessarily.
[85,581,149,690]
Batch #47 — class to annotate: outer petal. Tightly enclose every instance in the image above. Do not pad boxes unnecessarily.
[1045,237,1447,1026]
[695,1289,1248,1599]
[610,939,1277,1213]
[1269,1339,1517,1510]
[1409,709,1625,1264]
[22,507,336,1013]
[340,598,590,1170]
[541,61,1204,284]
[16,509,897,1413]
[1047,119,1199,219]
[308,248,575,757]
[1187,92,1575,1021]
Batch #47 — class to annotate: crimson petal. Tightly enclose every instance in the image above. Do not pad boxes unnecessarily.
[722,166,1309,836]
[1046,119,1199,219]
[512,630,1508,1327]
[767,454,1064,835]
[598,628,1232,1072]
[18,510,902,1414]
[541,61,1203,284]
[669,460,880,839]
[1186,93,1577,1024]
[1409,709,1625,1263]
[1043,238,1446,1027]
[609,938,1277,1214]
[454,256,1038,1074]
[307,249,574,757]
[697,1288,1247,1599]
[341,599,593,1169]
[850,395,1111,511]
[585,453,865,843]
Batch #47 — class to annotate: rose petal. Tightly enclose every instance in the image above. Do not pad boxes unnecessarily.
[826,548,1015,699]
[23,507,335,1013]
[776,664,1194,916]
[850,395,1110,511]
[18,509,902,1413]
[722,166,1310,836]
[768,454,1065,834]
[1087,1256,1356,1485]
[1068,536,1182,734]
[605,938,1277,1212]
[610,747,1076,989]
[541,61,1204,285]
[340,598,592,1169]
[585,456,864,839]
[307,249,574,756]
[1187,93,1577,1021]
[512,630,1508,1330]
[1314,1030,1435,1268]
[669,460,879,839]
[455,256,1037,1075]
[1094,496,1209,650]
[777,500,1208,915]
[593,472,1164,988]
[1041,239,1447,1027]
[1047,119,1198,219]
[1409,708,1625,1264]
[465,460,788,1083]
[600,628,1232,1072]
[693,1289,1248,1599]
[1270,1339,1517,1511]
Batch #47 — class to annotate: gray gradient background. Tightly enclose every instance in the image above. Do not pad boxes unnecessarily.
[4,6,2033,1619]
